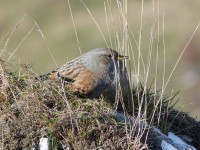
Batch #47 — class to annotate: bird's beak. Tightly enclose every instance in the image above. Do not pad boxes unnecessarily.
[117,55,128,61]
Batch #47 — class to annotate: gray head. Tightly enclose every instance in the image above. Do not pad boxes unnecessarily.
[83,48,128,73]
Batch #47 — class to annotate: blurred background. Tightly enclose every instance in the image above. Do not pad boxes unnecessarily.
[0,0,200,119]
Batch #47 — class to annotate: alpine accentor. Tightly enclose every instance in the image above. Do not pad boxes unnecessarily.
[39,48,131,107]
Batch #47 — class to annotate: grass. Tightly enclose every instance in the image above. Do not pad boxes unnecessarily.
[0,61,200,149]
[0,62,144,149]
[1,0,200,149]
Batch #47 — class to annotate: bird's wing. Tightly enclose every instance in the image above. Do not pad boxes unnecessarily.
[38,57,83,83]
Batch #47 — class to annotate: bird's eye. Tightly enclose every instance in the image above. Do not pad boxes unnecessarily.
[107,54,112,59]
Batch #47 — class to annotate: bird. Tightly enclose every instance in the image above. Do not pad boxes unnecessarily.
[38,48,131,108]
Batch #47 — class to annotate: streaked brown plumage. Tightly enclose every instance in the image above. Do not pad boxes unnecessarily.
[39,48,131,106]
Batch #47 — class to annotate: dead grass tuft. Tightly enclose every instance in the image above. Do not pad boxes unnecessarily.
[0,61,200,149]
[0,62,146,149]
